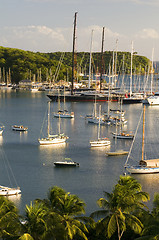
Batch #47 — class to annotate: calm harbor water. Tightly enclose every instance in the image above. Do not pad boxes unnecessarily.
[0,90,159,215]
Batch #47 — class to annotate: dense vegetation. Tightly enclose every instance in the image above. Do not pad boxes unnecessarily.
[1,175,159,240]
[0,46,150,84]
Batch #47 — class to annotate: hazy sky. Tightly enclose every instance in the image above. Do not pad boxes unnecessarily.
[1,0,159,60]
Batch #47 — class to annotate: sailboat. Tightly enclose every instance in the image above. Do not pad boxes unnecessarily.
[38,101,69,145]
[86,93,104,124]
[90,105,110,147]
[0,140,21,196]
[112,99,133,139]
[53,88,74,118]
[125,105,159,174]
[123,42,144,104]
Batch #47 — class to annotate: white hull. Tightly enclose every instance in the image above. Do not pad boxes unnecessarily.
[39,137,67,145]
[147,96,159,105]
[0,186,21,196]
[126,166,159,174]
[90,139,111,147]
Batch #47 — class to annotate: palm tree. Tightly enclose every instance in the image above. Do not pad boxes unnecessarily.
[36,186,88,240]
[90,176,149,240]
[136,193,159,240]
[0,196,21,239]
[22,200,62,240]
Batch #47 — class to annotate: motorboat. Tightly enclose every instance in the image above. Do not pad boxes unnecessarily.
[147,92,159,105]
[0,185,21,196]
[54,158,79,167]
[12,125,28,131]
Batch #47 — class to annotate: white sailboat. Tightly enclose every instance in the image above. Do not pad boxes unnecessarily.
[123,42,144,104]
[90,105,110,147]
[106,117,129,156]
[38,101,68,145]
[0,142,21,196]
[125,105,159,174]
[54,88,74,118]
[112,99,133,139]
[87,94,104,124]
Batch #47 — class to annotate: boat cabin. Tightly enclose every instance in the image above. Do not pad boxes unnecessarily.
[140,159,159,167]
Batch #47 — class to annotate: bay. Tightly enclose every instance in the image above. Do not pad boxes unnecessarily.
[0,89,159,215]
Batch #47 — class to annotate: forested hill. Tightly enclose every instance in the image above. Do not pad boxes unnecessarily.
[0,46,150,83]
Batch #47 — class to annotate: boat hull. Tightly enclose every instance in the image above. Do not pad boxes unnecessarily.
[0,186,21,196]
[87,118,104,124]
[39,137,67,145]
[47,94,118,102]
[147,96,159,105]
[126,166,159,174]
[54,162,79,166]
[106,150,128,156]
[90,139,111,147]
[123,98,143,104]
[112,133,134,139]
[54,114,74,118]
[12,125,28,131]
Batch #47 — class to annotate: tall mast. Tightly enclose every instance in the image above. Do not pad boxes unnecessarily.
[142,105,145,161]
[71,12,78,95]
[48,101,50,137]
[151,48,154,95]
[98,105,101,140]
[100,27,105,92]
[114,39,118,88]
[130,41,133,97]
[88,30,93,89]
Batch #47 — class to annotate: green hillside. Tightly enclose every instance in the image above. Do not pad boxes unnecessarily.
[0,46,150,83]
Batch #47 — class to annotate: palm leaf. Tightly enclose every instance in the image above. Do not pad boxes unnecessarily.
[18,233,34,240]
[107,214,117,238]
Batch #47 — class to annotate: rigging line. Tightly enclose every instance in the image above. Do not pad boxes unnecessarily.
[0,146,19,187]
[124,107,143,167]
[55,52,65,76]
[39,104,48,139]
[54,52,65,82]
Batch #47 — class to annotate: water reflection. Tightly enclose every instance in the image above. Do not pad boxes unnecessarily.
[19,131,28,142]
[0,136,3,145]
[7,194,21,209]
[39,142,66,150]
[133,174,159,209]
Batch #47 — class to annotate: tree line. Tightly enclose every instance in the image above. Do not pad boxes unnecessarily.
[1,175,159,240]
[0,46,150,84]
